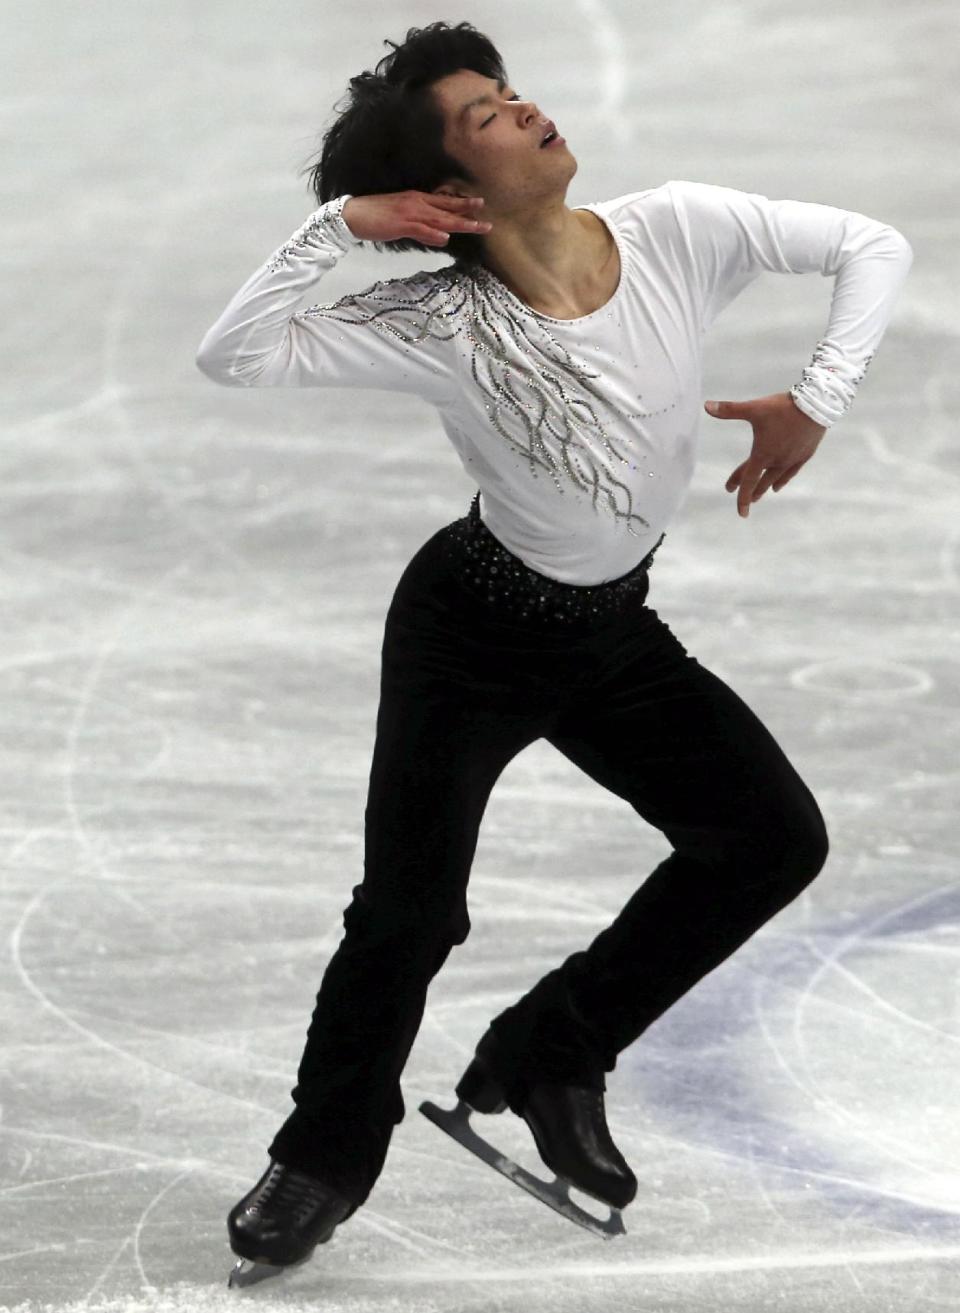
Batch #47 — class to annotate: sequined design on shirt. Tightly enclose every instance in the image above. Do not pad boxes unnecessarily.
[468,267,658,535]
[264,200,353,274]
[790,337,874,423]
[299,254,668,535]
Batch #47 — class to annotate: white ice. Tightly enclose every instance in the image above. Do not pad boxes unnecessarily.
[1,1,958,1310]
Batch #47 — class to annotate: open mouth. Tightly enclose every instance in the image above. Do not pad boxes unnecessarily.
[540,123,561,148]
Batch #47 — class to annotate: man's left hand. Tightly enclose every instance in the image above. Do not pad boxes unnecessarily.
[703,392,828,518]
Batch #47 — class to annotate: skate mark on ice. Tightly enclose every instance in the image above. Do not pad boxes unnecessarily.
[754,970,951,1196]
[55,554,199,880]
[798,889,960,1049]
[131,1165,195,1294]
[354,1207,473,1260]
[101,207,314,614]
[9,882,277,1115]
[26,673,174,783]
[476,871,621,922]
[0,1123,208,1175]
[739,886,960,1218]
[350,1209,453,1263]
[0,1245,68,1267]
[844,1260,867,1296]
[85,1234,133,1304]
[791,877,960,1174]
[0,1164,141,1198]
[421,1002,473,1059]
[348,1240,960,1280]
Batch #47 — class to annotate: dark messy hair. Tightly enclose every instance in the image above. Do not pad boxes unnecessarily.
[299,21,506,268]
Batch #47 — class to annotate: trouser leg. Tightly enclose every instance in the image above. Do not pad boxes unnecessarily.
[488,606,829,1109]
[268,539,549,1203]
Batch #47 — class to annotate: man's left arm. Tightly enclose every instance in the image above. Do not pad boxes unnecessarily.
[669,179,914,517]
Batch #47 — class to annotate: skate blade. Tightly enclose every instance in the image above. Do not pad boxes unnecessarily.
[228,1254,309,1289]
[419,1098,626,1240]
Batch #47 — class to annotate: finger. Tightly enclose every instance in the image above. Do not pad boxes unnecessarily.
[772,461,806,492]
[413,226,452,246]
[737,460,766,517]
[422,203,491,237]
[428,193,486,212]
[432,211,492,233]
[725,461,746,492]
[751,470,779,501]
[705,400,747,419]
[416,217,491,242]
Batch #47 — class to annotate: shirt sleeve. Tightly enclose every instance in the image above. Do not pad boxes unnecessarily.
[194,196,455,404]
[666,178,914,427]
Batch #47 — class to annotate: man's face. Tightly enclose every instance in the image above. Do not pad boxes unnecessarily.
[429,68,577,213]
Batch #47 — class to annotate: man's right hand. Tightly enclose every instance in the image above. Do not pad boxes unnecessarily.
[341,192,492,247]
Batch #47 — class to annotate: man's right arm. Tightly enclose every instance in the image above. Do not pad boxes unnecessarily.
[194,191,489,399]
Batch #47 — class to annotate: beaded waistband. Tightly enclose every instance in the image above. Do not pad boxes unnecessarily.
[439,491,665,625]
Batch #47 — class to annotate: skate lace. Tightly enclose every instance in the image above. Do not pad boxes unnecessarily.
[256,1165,331,1226]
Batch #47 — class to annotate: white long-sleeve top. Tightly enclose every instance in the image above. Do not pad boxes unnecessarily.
[196,180,913,584]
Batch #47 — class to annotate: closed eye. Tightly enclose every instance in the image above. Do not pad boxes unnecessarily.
[480,93,521,128]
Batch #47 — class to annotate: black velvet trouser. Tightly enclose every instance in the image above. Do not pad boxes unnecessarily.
[268,507,829,1205]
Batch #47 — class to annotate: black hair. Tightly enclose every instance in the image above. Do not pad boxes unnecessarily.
[300,20,506,267]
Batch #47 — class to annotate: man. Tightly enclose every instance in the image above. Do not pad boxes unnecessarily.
[196,19,913,1285]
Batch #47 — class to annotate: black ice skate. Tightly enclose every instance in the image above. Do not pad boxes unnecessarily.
[226,1159,359,1288]
[419,1031,636,1239]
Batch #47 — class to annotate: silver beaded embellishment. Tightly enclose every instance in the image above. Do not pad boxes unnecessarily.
[790,337,874,425]
[303,265,469,346]
[299,259,670,537]
[439,492,665,626]
[264,196,356,274]
[466,268,656,537]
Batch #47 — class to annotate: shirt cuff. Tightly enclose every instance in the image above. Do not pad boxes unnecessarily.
[263,195,362,273]
[323,194,363,250]
[789,338,875,429]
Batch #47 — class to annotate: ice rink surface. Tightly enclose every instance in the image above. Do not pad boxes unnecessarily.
[2,0,958,1309]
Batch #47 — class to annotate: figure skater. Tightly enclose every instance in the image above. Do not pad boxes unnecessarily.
[195,19,912,1285]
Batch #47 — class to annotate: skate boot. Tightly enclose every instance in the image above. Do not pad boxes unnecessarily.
[226,1159,359,1288]
[420,1029,636,1238]
[461,1029,637,1209]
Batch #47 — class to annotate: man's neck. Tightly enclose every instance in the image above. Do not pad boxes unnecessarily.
[478,203,617,320]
